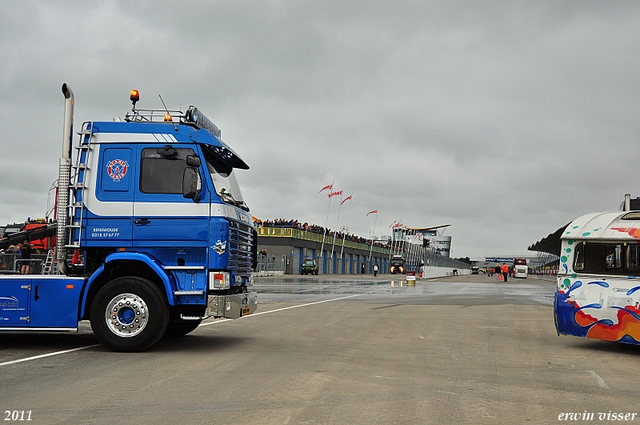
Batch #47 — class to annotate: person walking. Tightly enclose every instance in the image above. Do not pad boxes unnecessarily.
[495,264,501,281]
[373,263,379,277]
[501,262,509,283]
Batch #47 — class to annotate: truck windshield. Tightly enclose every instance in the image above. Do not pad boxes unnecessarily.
[201,145,249,211]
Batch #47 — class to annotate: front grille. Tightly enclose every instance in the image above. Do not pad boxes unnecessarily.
[228,220,253,276]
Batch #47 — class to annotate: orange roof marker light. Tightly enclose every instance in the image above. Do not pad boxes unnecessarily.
[164,113,173,122]
[130,89,140,109]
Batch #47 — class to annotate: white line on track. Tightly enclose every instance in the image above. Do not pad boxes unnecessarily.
[0,344,101,367]
[587,370,610,389]
[0,292,369,367]
[199,292,368,326]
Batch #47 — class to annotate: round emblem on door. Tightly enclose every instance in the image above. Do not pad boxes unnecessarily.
[107,159,129,181]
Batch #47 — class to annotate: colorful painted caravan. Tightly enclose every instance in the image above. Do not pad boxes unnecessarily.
[555,207,640,345]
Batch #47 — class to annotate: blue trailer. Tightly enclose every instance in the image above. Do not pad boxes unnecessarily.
[0,85,257,351]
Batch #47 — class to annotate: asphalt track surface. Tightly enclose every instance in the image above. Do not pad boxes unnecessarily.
[1,273,640,424]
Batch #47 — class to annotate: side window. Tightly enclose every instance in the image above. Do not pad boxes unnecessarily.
[605,245,622,270]
[627,244,640,273]
[140,147,195,194]
[578,243,640,275]
[573,243,585,271]
[580,243,620,274]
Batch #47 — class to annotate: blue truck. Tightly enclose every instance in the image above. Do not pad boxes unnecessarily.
[0,84,257,351]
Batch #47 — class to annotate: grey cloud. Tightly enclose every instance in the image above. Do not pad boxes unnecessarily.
[1,0,639,257]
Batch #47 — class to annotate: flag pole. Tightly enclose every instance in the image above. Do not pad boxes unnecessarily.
[340,195,353,261]
[389,219,397,261]
[319,182,334,271]
[367,208,378,265]
[402,226,407,266]
[330,192,344,259]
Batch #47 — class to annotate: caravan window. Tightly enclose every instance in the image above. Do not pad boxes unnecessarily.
[574,243,585,271]
[628,244,640,273]
[605,245,622,270]
[573,242,634,275]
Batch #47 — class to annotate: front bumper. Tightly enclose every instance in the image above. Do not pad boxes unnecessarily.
[206,292,258,319]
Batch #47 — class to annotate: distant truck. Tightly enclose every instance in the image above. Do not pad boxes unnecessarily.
[555,203,640,345]
[0,219,54,251]
[0,219,56,253]
[301,259,318,275]
[512,258,528,278]
[389,255,405,274]
[0,84,257,351]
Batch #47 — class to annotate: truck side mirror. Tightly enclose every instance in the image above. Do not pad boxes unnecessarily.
[182,167,201,202]
[186,155,201,167]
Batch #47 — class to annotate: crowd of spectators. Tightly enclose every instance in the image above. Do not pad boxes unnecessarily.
[0,241,43,274]
[256,218,391,249]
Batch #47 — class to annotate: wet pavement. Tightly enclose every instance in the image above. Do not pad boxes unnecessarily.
[11,272,638,425]
[253,273,557,307]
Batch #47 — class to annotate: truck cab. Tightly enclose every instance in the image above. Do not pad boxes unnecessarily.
[512,258,528,278]
[0,85,257,351]
[390,255,405,274]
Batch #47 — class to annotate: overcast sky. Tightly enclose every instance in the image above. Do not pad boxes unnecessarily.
[1,1,639,258]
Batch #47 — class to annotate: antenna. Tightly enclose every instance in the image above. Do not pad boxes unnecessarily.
[158,94,178,131]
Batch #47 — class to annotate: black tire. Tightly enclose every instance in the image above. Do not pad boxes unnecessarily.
[164,319,202,338]
[90,276,169,352]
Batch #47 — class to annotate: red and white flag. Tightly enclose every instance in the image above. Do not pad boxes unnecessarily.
[318,184,333,193]
[340,195,352,205]
[328,190,343,198]
[367,209,378,216]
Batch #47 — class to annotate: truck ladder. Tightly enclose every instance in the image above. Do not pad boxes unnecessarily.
[41,249,57,275]
[65,121,94,250]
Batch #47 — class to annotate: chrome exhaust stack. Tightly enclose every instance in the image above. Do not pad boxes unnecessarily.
[56,83,74,275]
[624,194,631,212]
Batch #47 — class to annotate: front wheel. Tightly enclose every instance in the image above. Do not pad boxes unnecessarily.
[90,277,169,352]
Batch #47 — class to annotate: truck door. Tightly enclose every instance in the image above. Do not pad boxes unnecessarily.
[133,145,210,250]
[84,146,134,247]
[0,280,30,326]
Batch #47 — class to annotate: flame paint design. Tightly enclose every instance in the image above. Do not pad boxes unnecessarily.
[555,290,640,345]
[587,309,640,343]
[612,227,640,238]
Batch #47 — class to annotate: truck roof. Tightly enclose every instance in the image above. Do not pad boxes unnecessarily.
[89,120,249,170]
[561,211,640,242]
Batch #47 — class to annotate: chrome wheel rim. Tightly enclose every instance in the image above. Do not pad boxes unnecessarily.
[104,293,149,338]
